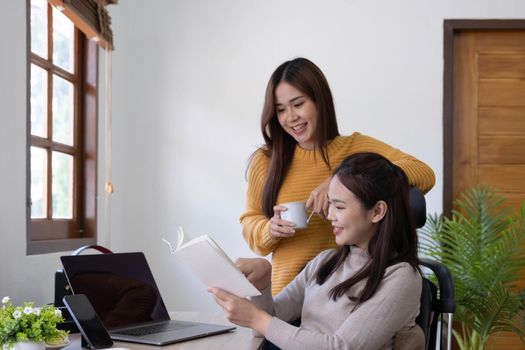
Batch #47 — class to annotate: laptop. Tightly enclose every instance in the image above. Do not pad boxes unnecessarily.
[60,252,235,345]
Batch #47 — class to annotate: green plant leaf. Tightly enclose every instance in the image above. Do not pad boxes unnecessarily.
[420,186,525,348]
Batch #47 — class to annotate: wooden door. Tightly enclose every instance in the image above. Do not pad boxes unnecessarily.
[449,27,525,349]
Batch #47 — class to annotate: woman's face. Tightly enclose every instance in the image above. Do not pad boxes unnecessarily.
[274,81,318,150]
[327,175,379,249]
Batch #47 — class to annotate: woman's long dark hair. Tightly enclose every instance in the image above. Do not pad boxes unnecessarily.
[258,58,340,217]
[316,152,420,306]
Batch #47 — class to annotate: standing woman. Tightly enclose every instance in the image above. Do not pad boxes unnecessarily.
[240,58,434,295]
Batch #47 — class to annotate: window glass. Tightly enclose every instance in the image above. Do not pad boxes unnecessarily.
[30,64,48,138]
[30,0,47,59]
[52,151,73,219]
[30,146,47,219]
[52,7,75,72]
[52,75,74,145]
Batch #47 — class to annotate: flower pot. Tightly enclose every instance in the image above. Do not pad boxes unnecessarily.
[3,341,45,350]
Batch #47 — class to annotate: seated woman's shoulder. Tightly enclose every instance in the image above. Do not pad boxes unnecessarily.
[385,262,422,283]
[381,263,422,303]
[387,261,419,271]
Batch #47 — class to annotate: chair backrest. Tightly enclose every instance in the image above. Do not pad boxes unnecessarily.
[408,187,455,350]
[54,245,113,307]
[409,187,427,229]
[417,259,455,350]
[416,277,437,348]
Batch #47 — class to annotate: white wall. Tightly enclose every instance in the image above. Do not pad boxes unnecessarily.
[1,0,524,310]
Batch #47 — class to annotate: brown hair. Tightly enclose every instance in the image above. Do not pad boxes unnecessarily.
[258,58,340,217]
[316,152,420,306]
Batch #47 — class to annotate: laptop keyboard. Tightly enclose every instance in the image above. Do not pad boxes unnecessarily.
[115,322,195,336]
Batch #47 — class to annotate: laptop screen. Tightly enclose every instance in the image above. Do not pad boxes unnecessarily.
[61,252,170,329]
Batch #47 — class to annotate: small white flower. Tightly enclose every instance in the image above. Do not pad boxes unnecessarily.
[2,296,9,304]
[12,310,22,319]
[33,307,41,316]
[23,306,33,315]
[54,309,62,317]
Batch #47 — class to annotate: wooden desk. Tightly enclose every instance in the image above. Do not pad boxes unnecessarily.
[65,311,263,350]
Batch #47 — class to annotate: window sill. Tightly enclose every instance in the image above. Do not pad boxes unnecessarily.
[27,237,97,255]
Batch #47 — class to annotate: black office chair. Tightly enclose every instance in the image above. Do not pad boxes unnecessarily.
[410,187,455,350]
[54,245,113,307]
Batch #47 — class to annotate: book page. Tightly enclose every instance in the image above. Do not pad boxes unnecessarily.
[177,233,236,267]
[203,236,236,266]
[162,230,261,298]
[173,239,261,297]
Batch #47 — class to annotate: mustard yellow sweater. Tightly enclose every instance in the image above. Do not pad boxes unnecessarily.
[240,133,435,295]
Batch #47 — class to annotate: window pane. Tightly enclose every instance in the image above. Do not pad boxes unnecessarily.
[52,151,73,219]
[52,7,74,72]
[31,65,48,138]
[30,0,47,58]
[52,75,74,145]
[31,147,47,219]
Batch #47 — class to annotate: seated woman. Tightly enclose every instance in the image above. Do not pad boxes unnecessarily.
[209,152,424,349]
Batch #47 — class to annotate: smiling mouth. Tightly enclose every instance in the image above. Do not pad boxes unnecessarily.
[332,226,343,235]
[291,122,307,132]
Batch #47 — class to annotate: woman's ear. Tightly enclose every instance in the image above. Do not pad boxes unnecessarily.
[370,200,387,223]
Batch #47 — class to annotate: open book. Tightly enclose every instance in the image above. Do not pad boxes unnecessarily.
[162,227,261,298]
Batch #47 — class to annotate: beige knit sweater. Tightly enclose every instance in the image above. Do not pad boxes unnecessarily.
[251,247,425,350]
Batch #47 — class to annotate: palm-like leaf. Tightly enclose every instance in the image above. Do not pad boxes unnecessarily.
[420,187,525,348]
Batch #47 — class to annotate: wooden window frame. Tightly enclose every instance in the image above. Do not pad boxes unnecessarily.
[26,0,98,254]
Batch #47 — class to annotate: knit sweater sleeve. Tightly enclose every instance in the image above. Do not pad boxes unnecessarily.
[239,150,280,256]
[264,262,422,350]
[250,250,332,322]
[347,133,435,194]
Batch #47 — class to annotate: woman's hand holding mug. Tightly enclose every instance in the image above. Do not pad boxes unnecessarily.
[269,205,296,238]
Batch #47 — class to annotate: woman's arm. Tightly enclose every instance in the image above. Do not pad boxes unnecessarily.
[249,250,334,326]
[210,251,329,337]
[264,263,422,350]
[208,287,273,334]
[240,151,280,256]
[306,133,435,221]
[240,151,299,254]
[349,133,435,194]
[207,259,306,335]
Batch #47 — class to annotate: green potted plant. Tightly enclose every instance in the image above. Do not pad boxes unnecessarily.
[0,297,68,350]
[420,187,525,350]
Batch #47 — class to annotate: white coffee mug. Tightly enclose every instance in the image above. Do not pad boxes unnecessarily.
[279,201,308,229]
